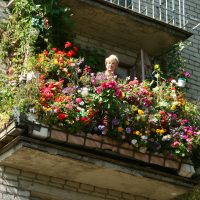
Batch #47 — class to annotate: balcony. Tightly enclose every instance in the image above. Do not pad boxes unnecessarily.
[0,120,197,200]
[63,0,192,56]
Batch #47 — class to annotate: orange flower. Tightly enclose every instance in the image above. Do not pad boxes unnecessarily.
[117,127,123,132]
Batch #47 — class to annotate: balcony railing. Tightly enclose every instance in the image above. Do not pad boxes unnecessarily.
[104,0,198,31]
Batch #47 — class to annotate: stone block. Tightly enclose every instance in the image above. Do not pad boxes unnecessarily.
[85,138,101,148]
[68,134,84,145]
[122,193,135,200]
[50,129,67,142]
[80,183,94,192]
[21,171,36,179]
[106,195,119,200]
[86,134,102,141]
[5,167,20,175]
[66,180,80,188]
[6,185,18,194]
[178,163,196,178]
[32,126,49,139]
[119,148,133,157]
[3,179,18,187]
[150,155,164,166]
[51,177,65,185]
[3,194,15,200]
[0,184,6,192]
[109,189,122,197]
[102,143,117,152]
[18,190,30,197]
[3,173,18,181]
[94,187,108,194]
[134,152,149,163]
[165,159,180,170]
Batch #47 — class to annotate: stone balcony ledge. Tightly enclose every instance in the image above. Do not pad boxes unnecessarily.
[0,120,198,200]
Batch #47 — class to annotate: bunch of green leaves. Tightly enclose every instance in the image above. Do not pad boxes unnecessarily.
[161,41,190,79]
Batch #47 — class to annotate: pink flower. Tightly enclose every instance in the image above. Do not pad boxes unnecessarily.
[75,98,83,103]
[171,141,179,148]
[96,87,102,94]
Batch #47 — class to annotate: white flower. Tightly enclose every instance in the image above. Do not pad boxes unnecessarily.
[26,71,37,82]
[81,87,89,97]
[131,139,138,145]
[152,86,159,93]
[162,134,171,141]
[171,79,177,84]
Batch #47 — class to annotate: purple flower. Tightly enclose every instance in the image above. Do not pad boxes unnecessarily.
[126,127,131,134]
[112,119,119,126]
[182,71,190,78]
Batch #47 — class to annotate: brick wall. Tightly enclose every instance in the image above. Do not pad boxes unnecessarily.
[0,165,151,200]
[178,0,200,100]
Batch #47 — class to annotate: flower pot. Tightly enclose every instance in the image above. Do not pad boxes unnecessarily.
[177,78,186,88]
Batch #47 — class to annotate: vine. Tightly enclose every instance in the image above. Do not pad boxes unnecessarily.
[0,0,72,77]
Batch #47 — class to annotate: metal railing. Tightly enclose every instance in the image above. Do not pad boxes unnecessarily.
[103,0,198,30]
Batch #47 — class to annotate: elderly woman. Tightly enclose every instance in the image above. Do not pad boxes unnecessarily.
[95,55,119,82]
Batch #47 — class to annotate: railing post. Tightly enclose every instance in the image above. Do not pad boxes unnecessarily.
[182,0,186,28]
[139,0,141,13]
[152,0,155,18]
[172,0,175,25]
[132,0,134,10]
[159,0,162,21]
[179,0,182,28]
[165,0,168,23]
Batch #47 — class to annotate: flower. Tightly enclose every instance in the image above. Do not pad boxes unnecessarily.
[65,41,72,48]
[58,113,66,120]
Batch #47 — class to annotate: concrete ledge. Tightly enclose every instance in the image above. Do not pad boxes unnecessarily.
[0,136,196,200]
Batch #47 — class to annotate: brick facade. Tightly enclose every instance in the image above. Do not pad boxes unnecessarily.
[0,166,150,200]
[183,0,200,100]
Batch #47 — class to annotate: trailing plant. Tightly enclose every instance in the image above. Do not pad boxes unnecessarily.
[161,41,191,80]
[0,0,72,78]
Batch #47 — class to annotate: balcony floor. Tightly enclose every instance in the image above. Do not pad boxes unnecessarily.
[61,0,192,56]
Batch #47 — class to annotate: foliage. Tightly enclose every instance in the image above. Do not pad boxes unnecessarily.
[0,0,72,77]
[162,41,191,80]
[77,46,105,73]
[13,43,199,160]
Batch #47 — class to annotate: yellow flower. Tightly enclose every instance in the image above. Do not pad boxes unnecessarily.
[53,58,58,65]
[135,131,141,135]
[156,129,160,133]
[160,129,166,134]
[131,105,137,111]
[170,105,176,111]
[138,109,144,115]
[154,64,160,71]
[117,127,123,132]
[125,121,130,125]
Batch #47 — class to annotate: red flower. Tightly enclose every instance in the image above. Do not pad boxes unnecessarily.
[80,116,89,124]
[58,113,66,120]
[159,110,165,115]
[52,48,57,52]
[43,50,49,56]
[66,50,75,58]
[73,46,78,52]
[65,41,72,48]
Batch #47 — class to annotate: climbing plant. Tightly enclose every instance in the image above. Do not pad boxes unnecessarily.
[0,0,73,77]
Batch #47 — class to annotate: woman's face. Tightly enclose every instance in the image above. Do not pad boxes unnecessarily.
[106,60,118,73]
